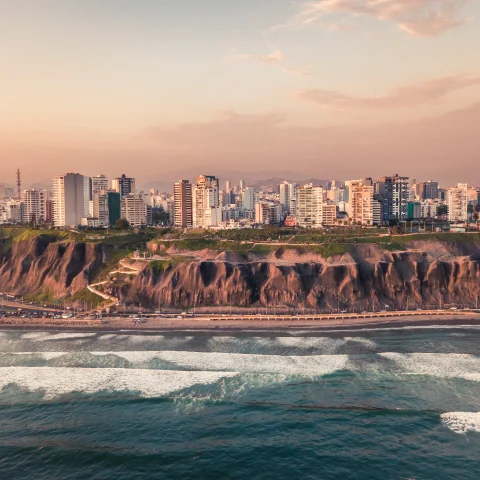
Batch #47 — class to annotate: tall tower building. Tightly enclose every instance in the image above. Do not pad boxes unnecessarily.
[21,189,47,224]
[83,176,92,217]
[379,174,409,222]
[243,186,256,212]
[193,175,219,228]
[92,193,109,227]
[296,184,323,228]
[92,174,109,195]
[174,180,193,228]
[347,180,374,225]
[52,173,85,227]
[279,181,297,214]
[107,191,121,226]
[112,174,135,198]
[447,183,468,222]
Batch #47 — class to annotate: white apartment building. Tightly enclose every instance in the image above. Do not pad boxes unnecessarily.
[53,173,86,227]
[242,186,256,211]
[6,199,23,224]
[254,202,282,225]
[21,189,47,224]
[279,181,297,215]
[92,175,109,195]
[121,194,148,227]
[447,183,468,222]
[192,176,219,228]
[204,207,222,228]
[83,176,92,218]
[322,203,337,226]
[296,185,323,228]
[348,180,374,225]
[92,193,110,227]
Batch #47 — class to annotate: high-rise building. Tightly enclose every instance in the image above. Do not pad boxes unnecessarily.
[379,174,409,222]
[83,176,92,217]
[21,189,47,224]
[348,180,374,225]
[53,173,86,227]
[112,174,135,198]
[92,175,109,195]
[279,181,297,215]
[423,181,439,200]
[225,180,231,192]
[296,184,323,228]
[193,175,219,228]
[174,180,193,228]
[121,194,148,227]
[107,191,121,226]
[372,197,384,225]
[45,198,54,224]
[255,202,281,225]
[447,183,468,222]
[322,203,337,226]
[239,180,246,191]
[243,186,256,212]
[6,199,23,223]
[92,193,109,227]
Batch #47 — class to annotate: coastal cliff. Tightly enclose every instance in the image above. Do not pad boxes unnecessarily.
[112,240,480,310]
[1,230,479,310]
[0,233,103,297]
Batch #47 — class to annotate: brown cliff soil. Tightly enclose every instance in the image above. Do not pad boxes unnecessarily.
[112,240,480,310]
[1,234,479,310]
[0,234,103,298]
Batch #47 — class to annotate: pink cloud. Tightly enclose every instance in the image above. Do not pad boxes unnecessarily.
[301,0,471,36]
[298,74,480,108]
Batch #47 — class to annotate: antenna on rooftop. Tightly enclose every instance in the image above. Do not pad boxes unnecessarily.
[16,169,21,199]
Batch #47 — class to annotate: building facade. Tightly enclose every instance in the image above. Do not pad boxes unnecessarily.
[296,185,323,228]
[112,174,136,198]
[379,174,409,222]
[21,189,47,224]
[53,173,86,227]
[447,183,468,222]
[121,194,148,227]
[174,180,193,228]
[348,180,374,225]
[192,175,219,228]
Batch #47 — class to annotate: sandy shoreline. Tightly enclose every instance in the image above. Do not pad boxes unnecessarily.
[1,314,480,332]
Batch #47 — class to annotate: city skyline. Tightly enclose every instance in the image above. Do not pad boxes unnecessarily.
[1,0,479,187]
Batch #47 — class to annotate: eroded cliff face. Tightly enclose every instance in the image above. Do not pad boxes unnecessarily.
[111,242,480,310]
[0,235,103,296]
[1,235,479,310]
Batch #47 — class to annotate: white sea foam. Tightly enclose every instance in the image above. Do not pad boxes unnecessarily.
[205,335,377,355]
[441,412,480,434]
[89,351,350,375]
[0,367,238,399]
[379,353,480,380]
[4,352,66,360]
[20,332,96,341]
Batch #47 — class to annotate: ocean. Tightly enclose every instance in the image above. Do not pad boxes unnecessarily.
[0,325,479,479]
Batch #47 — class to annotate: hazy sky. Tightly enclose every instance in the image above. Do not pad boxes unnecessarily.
[1,0,479,188]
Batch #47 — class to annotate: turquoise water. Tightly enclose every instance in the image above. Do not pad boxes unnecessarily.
[0,326,480,479]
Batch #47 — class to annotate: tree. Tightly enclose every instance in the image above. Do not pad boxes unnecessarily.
[152,206,170,225]
[115,218,130,230]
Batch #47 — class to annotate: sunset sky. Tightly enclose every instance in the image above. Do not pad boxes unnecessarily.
[1,0,479,188]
